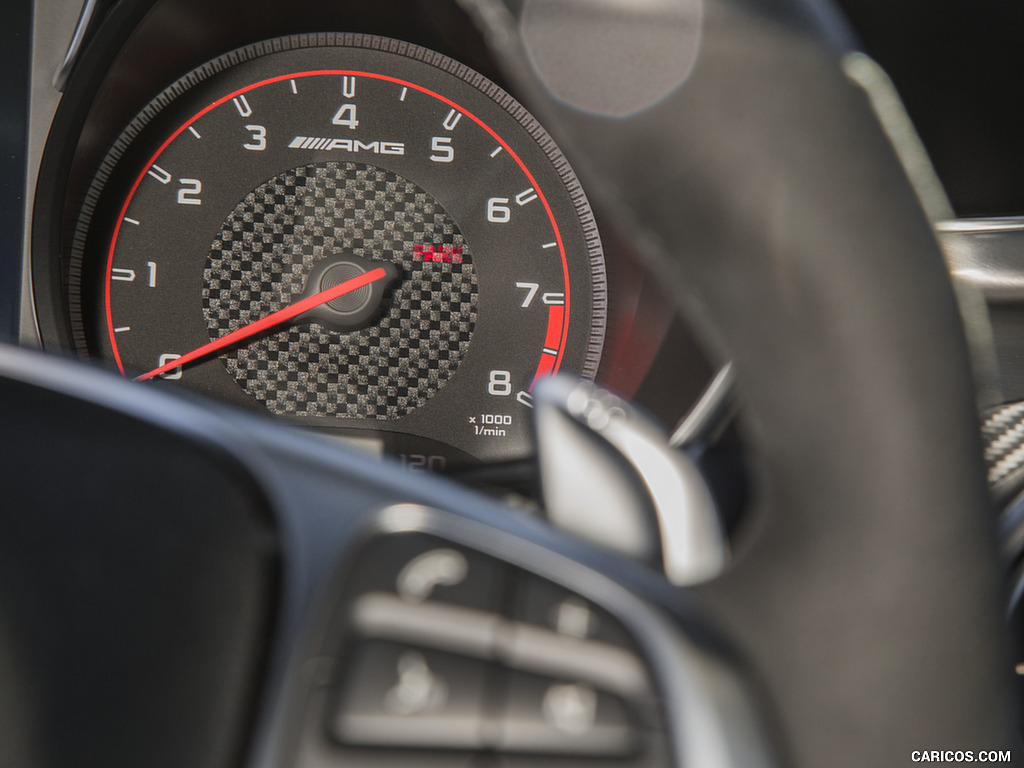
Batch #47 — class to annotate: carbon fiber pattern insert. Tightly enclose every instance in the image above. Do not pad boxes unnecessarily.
[981,401,1024,485]
[203,162,477,419]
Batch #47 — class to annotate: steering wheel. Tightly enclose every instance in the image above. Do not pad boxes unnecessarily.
[1,0,1018,766]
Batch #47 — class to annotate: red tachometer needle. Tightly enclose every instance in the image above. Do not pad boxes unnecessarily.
[136,267,389,381]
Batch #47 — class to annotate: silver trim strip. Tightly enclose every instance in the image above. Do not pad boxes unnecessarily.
[670,362,735,448]
[842,53,954,223]
[351,592,500,657]
[937,217,1024,233]
[21,0,92,346]
[499,623,649,698]
[53,0,99,91]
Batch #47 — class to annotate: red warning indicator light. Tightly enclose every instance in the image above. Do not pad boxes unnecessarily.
[414,244,464,263]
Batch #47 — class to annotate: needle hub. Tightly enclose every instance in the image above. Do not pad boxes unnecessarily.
[299,255,400,332]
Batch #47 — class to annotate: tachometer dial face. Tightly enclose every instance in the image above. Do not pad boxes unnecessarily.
[71,34,605,466]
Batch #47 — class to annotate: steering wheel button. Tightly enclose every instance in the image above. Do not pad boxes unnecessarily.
[512,573,637,651]
[343,534,507,612]
[494,669,638,756]
[332,640,494,749]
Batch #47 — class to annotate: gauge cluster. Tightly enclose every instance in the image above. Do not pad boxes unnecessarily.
[31,0,715,469]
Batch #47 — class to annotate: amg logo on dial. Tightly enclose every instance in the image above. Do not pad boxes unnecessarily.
[288,136,405,155]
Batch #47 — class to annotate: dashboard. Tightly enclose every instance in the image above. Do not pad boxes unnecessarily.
[3,1,1024,768]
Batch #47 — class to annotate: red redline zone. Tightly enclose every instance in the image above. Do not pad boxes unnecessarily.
[532,354,557,384]
[530,305,565,389]
[106,68,572,383]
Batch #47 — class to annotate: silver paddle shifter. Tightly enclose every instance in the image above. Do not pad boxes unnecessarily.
[533,374,730,586]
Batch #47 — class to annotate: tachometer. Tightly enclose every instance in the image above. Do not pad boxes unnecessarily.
[70,34,605,466]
